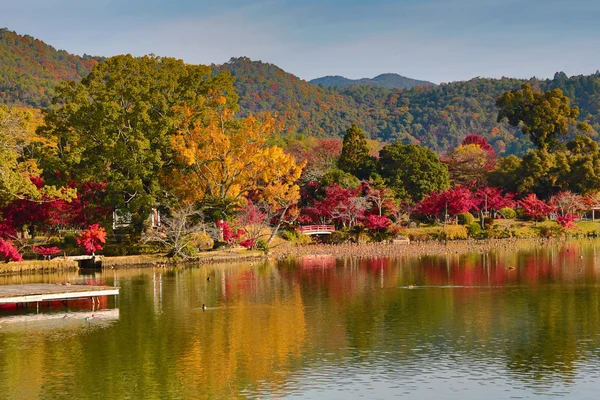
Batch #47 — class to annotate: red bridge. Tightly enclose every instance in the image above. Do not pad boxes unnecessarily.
[297,225,336,235]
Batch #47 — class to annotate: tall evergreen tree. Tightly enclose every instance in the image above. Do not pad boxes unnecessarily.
[337,124,375,179]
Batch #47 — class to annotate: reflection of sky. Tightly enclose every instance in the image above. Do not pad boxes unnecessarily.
[3,1,600,83]
[270,367,591,399]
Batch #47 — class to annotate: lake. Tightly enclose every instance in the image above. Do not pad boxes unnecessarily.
[2,240,600,399]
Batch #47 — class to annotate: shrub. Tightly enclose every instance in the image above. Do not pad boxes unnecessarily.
[189,232,214,251]
[536,224,564,238]
[326,229,354,244]
[255,239,269,253]
[63,232,78,247]
[281,229,313,244]
[48,237,62,247]
[515,208,529,221]
[498,207,516,219]
[457,212,475,225]
[437,225,468,240]
[483,217,494,228]
[486,224,511,239]
[467,222,484,239]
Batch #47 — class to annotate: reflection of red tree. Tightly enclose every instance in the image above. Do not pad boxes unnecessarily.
[300,256,336,269]
[223,270,258,300]
[278,256,401,302]
[422,255,506,287]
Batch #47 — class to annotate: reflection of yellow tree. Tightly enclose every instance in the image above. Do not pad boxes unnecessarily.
[175,270,306,398]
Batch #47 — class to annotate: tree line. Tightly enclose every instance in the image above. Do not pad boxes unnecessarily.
[1,56,599,261]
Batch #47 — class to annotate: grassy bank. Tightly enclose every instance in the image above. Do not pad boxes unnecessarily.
[270,237,563,260]
[0,259,78,275]
[404,219,600,241]
[1,249,267,275]
[100,249,266,268]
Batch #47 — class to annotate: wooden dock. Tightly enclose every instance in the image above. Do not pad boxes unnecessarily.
[0,284,119,305]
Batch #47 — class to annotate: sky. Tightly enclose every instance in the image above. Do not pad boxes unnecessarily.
[2,0,600,84]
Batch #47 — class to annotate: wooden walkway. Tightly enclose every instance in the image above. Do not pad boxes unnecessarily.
[297,225,336,235]
[0,284,119,305]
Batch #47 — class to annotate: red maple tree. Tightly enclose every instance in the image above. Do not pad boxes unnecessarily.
[76,224,107,255]
[519,194,556,221]
[0,239,23,262]
[32,246,62,260]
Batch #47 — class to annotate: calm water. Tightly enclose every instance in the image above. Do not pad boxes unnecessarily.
[2,241,600,399]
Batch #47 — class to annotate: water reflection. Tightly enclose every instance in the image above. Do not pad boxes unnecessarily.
[1,241,600,398]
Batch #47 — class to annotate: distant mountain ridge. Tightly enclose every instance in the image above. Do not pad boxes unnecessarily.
[310,73,434,89]
[0,28,103,107]
[2,29,600,157]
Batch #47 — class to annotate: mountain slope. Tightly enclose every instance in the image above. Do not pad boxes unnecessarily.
[0,28,102,107]
[215,57,364,137]
[1,30,600,157]
[310,73,434,89]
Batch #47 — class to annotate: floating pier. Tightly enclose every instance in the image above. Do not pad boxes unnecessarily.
[0,284,119,310]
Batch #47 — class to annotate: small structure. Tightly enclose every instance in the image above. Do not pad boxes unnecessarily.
[390,236,410,244]
[54,255,103,269]
[297,225,336,235]
[0,284,119,312]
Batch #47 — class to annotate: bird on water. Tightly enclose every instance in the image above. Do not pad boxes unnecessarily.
[85,314,94,321]
[202,304,207,310]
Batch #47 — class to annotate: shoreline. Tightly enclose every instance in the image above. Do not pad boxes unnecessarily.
[0,249,267,275]
[269,238,566,260]
[0,237,583,276]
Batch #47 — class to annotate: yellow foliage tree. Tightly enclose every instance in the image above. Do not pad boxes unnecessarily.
[444,144,492,187]
[169,104,304,214]
[0,106,73,205]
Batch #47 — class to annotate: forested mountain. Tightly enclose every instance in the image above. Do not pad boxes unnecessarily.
[217,57,600,155]
[0,28,102,107]
[2,29,600,156]
[309,73,434,89]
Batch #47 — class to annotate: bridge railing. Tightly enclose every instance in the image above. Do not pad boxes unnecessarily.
[297,225,336,234]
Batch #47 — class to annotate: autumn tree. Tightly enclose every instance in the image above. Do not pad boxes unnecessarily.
[496,83,580,150]
[304,184,366,228]
[416,186,479,221]
[338,124,375,180]
[463,134,496,159]
[286,137,342,181]
[379,142,449,202]
[444,144,492,186]
[550,191,587,217]
[0,238,22,262]
[364,180,397,217]
[519,194,556,221]
[474,187,515,218]
[0,106,71,206]
[169,106,304,216]
[143,204,212,258]
[77,224,107,255]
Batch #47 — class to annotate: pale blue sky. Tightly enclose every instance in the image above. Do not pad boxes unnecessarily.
[2,0,600,83]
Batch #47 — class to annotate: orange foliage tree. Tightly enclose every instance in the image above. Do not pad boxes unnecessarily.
[168,102,304,218]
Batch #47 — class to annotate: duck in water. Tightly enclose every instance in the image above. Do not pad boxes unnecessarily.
[202,304,207,310]
[85,314,94,321]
